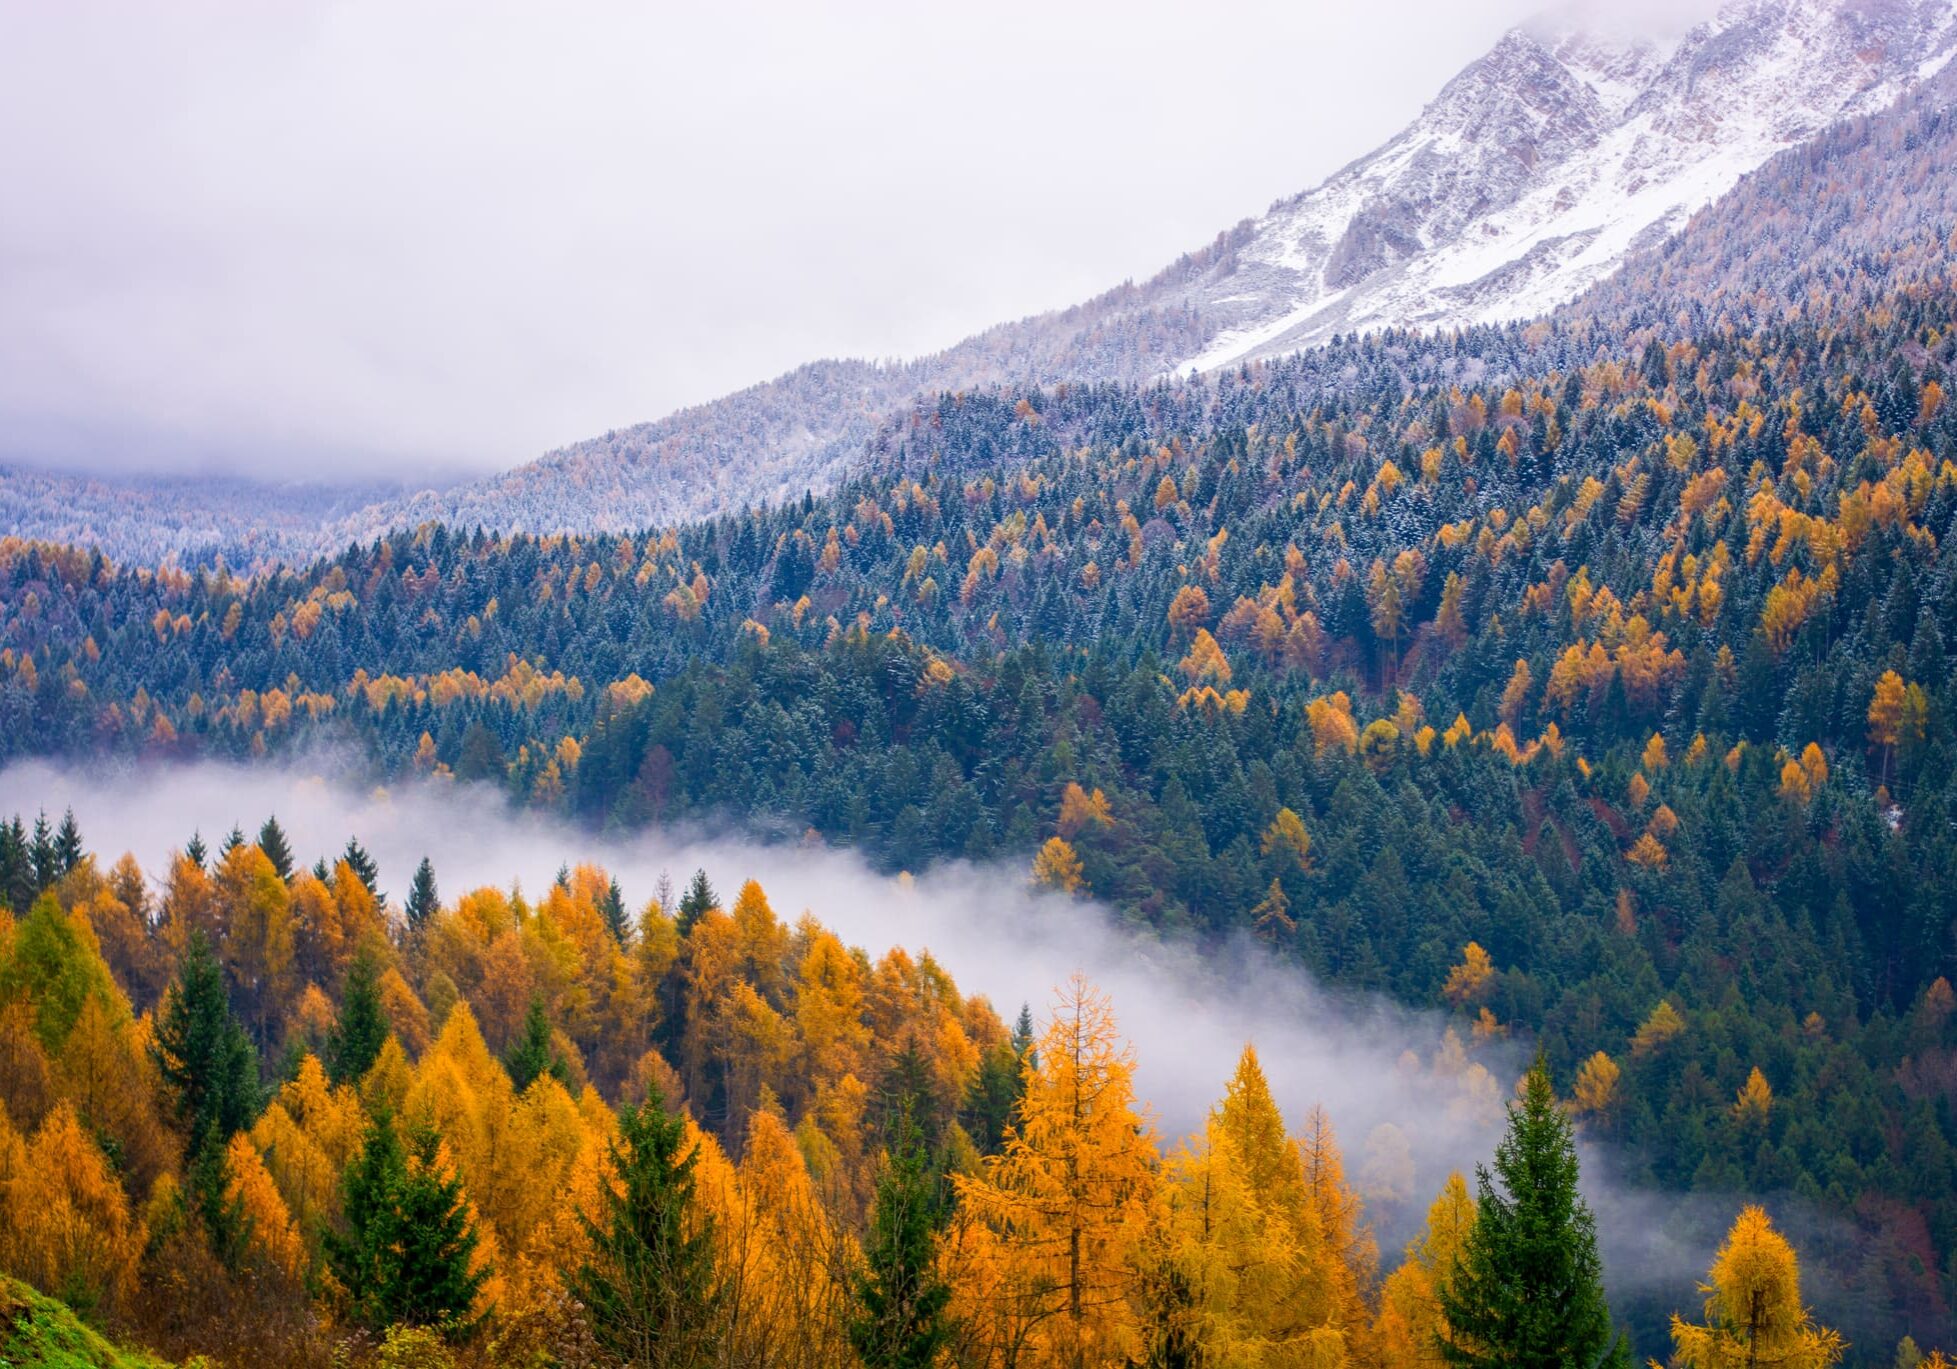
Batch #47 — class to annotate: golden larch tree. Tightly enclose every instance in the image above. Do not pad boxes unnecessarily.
[1300,1104,1376,1349]
[1167,584,1212,637]
[3,1102,145,1314]
[1668,1205,1842,1368]
[1868,669,1909,784]
[1732,1068,1773,1129]
[1632,1000,1687,1057]
[1261,808,1314,872]
[1056,782,1114,838]
[1374,1170,1477,1367]
[1442,943,1494,1008]
[1163,1045,1371,1362]
[949,974,1159,1368]
[1569,1051,1622,1123]
[1032,837,1087,895]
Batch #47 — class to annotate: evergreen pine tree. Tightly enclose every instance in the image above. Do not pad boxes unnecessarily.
[29,811,57,888]
[391,1121,489,1334]
[220,825,246,856]
[256,815,295,881]
[1439,1054,1616,1369]
[958,1003,1037,1152]
[876,1040,944,1147]
[328,1105,406,1318]
[186,1126,251,1268]
[186,830,208,869]
[342,837,382,902]
[600,877,630,945]
[329,950,391,1086]
[572,1087,721,1366]
[504,995,569,1092]
[51,808,83,877]
[151,930,261,1145]
[328,1110,487,1334]
[961,1038,1023,1155]
[152,931,262,1256]
[406,856,440,931]
[676,869,716,934]
[849,1111,955,1368]
[0,816,31,913]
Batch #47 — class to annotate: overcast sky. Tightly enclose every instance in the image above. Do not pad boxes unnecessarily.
[0,1,1707,483]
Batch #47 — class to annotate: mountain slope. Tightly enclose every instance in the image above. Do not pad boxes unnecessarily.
[0,1276,174,1369]
[1570,47,1957,330]
[1173,0,1957,367]
[384,0,1957,547]
[7,0,1955,566]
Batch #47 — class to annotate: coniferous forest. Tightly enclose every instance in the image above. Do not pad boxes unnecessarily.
[4,281,1957,1364]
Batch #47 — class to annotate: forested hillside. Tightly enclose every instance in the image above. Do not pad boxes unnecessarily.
[0,819,1898,1365]
[3,286,1957,1351]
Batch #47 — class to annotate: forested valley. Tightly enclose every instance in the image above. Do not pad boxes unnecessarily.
[4,290,1957,1363]
[0,812,1893,1366]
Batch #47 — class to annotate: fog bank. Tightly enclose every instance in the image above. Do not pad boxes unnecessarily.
[2,755,1733,1292]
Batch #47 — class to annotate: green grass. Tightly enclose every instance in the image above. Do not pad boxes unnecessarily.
[0,1277,172,1369]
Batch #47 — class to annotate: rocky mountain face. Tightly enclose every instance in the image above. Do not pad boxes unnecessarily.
[1169,0,1957,368]
[11,0,1956,564]
[1570,41,1957,331]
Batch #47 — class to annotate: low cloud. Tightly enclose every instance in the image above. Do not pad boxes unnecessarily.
[4,754,1756,1308]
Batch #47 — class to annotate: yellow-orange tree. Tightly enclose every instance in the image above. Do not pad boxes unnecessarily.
[1667,1205,1843,1369]
[948,973,1159,1368]
[1162,1044,1373,1364]
[1375,1171,1477,1367]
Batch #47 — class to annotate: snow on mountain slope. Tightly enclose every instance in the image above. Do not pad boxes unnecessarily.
[346,0,1957,544]
[1175,0,1957,371]
[13,0,1957,565]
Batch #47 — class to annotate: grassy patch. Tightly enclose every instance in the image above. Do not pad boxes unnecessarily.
[0,1277,172,1369]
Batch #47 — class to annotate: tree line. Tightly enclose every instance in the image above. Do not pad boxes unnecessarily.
[0,822,1898,1365]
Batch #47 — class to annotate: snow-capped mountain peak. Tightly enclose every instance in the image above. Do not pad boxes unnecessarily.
[23,0,1957,562]
[1174,0,1957,373]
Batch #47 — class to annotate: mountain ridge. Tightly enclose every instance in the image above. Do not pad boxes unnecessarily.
[7,0,1956,566]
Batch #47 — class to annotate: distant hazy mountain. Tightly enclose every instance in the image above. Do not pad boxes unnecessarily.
[0,465,402,569]
[9,0,1955,564]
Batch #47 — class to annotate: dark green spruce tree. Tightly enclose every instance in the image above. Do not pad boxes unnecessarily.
[51,808,83,878]
[328,1109,486,1335]
[504,995,569,1093]
[600,877,630,945]
[256,815,295,881]
[849,1111,955,1368]
[328,949,390,1086]
[406,856,440,931]
[571,1086,721,1367]
[676,869,716,935]
[0,816,33,913]
[151,930,261,1258]
[29,812,57,888]
[152,931,261,1144]
[958,1041,1017,1153]
[1439,1054,1618,1369]
[341,837,382,902]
